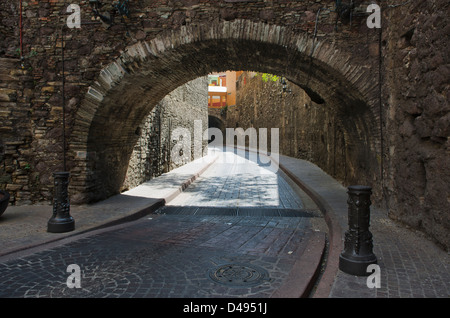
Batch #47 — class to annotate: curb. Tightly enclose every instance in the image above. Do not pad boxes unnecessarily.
[162,155,218,204]
[271,231,326,298]
[0,155,218,259]
[278,162,343,298]
[232,145,344,298]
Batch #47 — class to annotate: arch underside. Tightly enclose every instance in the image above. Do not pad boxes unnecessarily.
[71,22,380,203]
[208,115,226,135]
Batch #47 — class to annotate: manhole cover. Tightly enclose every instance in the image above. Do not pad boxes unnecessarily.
[208,263,270,287]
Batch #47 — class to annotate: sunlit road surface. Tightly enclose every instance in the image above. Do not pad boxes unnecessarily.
[168,147,310,210]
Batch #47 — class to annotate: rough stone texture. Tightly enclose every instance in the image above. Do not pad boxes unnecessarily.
[382,0,450,250]
[0,58,36,205]
[0,0,382,203]
[225,72,351,185]
[123,76,208,191]
[0,1,447,249]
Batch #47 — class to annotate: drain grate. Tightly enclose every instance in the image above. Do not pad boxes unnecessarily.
[208,263,270,287]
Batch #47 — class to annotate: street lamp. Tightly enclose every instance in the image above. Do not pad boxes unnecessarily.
[280,77,291,93]
[90,0,114,25]
[47,18,74,233]
[89,0,130,26]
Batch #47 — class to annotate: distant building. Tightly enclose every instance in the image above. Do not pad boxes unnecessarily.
[208,71,243,108]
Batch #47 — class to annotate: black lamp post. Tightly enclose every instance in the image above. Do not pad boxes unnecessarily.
[339,185,377,276]
[47,172,74,233]
[47,22,74,233]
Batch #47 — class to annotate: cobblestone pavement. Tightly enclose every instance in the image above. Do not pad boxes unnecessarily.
[278,155,450,298]
[0,150,327,298]
[329,205,450,298]
[1,149,448,298]
[0,152,218,257]
[168,150,309,209]
[0,212,323,298]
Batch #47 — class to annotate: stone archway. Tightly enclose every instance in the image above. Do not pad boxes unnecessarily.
[208,115,226,144]
[69,20,380,204]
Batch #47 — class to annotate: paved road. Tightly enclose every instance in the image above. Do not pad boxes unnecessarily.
[168,149,314,209]
[0,149,326,298]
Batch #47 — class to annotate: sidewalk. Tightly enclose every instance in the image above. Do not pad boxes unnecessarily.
[0,153,218,258]
[0,152,448,298]
[278,155,449,298]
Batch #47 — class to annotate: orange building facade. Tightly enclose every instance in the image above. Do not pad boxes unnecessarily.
[208,71,243,108]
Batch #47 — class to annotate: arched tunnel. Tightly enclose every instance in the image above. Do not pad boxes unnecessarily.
[71,21,380,204]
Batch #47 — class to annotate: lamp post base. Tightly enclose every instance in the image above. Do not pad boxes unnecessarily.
[339,253,377,276]
[47,171,75,233]
[47,217,75,233]
[339,185,377,276]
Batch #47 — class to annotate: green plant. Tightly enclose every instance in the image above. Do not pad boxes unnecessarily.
[257,73,280,83]
[220,105,228,116]
[14,48,38,59]
[27,49,38,58]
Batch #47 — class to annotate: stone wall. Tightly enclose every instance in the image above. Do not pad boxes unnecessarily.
[225,72,356,193]
[123,76,208,191]
[0,0,381,204]
[0,1,447,249]
[0,57,39,205]
[381,0,449,250]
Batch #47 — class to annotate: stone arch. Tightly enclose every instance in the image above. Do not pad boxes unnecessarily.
[208,115,226,144]
[70,20,380,203]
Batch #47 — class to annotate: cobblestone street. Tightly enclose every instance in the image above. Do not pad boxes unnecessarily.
[0,150,448,299]
[168,150,313,210]
[0,213,323,298]
[0,150,326,298]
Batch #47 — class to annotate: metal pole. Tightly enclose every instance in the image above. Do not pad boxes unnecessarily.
[61,25,66,172]
[47,172,74,233]
[339,185,377,276]
[19,0,23,67]
[48,15,74,233]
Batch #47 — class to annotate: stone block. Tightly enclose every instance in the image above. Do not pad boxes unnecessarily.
[0,88,17,102]
[6,184,22,191]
